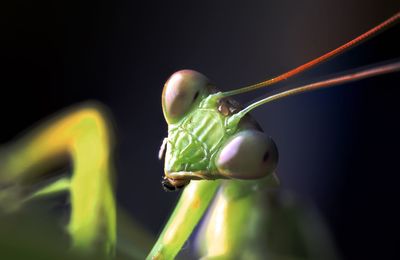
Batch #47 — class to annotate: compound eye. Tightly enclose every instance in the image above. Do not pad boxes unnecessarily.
[216,130,278,179]
[162,70,209,124]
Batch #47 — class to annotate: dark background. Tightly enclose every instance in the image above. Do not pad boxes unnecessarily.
[1,1,399,259]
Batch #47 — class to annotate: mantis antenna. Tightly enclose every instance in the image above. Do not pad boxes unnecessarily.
[221,12,400,98]
[230,60,400,120]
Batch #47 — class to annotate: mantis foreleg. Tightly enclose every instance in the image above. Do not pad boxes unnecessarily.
[0,102,116,257]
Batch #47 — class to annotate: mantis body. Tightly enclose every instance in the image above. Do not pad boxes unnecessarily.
[149,12,400,259]
[0,11,399,260]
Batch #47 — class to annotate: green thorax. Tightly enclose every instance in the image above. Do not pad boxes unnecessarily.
[164,93,240,179]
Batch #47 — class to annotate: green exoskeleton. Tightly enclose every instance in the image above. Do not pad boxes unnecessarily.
[149,13,400,259]
[154,70,336,260]
[153,63,400,259]
[160,70,278,189]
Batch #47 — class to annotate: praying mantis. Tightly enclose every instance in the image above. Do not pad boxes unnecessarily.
[0,7,399,260]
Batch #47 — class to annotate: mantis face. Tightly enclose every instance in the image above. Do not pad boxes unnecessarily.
[160,70,278,191]
[157,14,400,192]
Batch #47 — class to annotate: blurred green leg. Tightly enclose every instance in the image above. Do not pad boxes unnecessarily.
[0,102,116,257]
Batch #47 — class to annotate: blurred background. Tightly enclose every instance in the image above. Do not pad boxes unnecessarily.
[1,0,399,259]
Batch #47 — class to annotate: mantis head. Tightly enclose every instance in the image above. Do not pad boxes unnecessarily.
[160,70,278,191]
